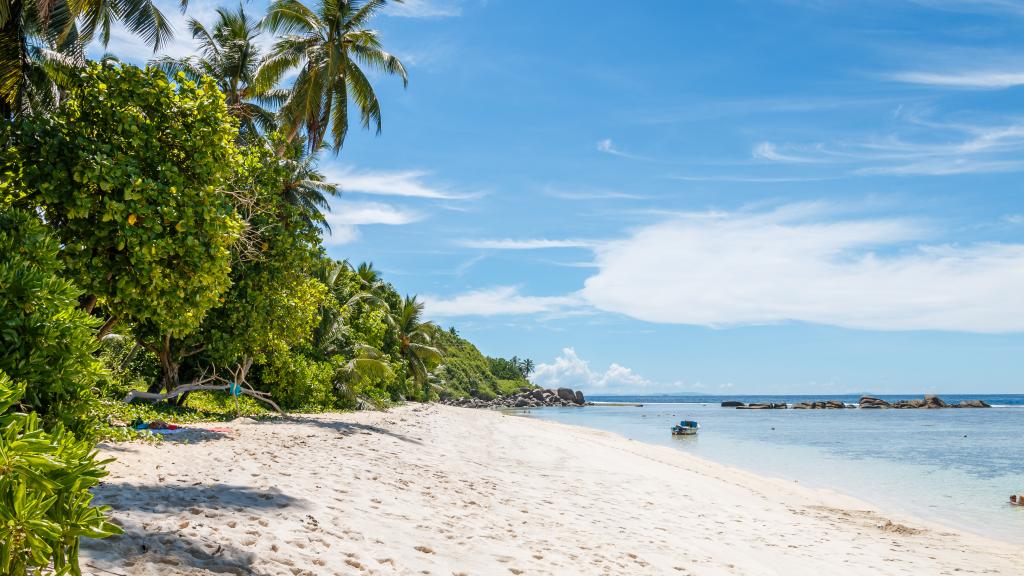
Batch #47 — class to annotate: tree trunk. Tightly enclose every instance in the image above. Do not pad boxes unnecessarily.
[150,334,180,395]
[96,315,118,340]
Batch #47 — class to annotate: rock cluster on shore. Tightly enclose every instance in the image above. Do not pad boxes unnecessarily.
[440,387,587,409]
[858,395,990,409]
[721,395,991,410]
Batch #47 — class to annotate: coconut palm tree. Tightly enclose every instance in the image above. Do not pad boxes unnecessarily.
[278,137,339,230]
[391,295,441,401]
[521,358,535,378]
[0,0,174,117]
[152,5,287,144]
[255,0,408,153]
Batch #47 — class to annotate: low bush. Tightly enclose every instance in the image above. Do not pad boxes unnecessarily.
[0,371,121,575]
[0,209,102,436]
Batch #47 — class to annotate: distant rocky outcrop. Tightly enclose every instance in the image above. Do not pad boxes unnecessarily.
[791,400,847,409]
[720,401,744,407]
[954,399,991,408]
[440,388,587,409]
[858,395,990,409]
[736,403,788,410]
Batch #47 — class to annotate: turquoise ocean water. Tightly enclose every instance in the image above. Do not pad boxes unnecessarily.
[520,394,1024,542]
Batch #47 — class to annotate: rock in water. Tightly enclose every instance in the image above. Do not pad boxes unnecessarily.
[721,401,744,407]
[955,399,991,408]
[859,396,891,409]
[556,388,576,402]
[574,390,585,405]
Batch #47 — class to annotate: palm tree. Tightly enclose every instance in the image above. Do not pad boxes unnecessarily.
[278,137,339,229]
[0,0,173,117]
[256,0,408,153]
[152,5,287,144]
[522,358,535,378]
[354,261,383,292]
[391,295,441,401]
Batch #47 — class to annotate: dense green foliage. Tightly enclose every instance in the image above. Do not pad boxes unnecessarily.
[0,209,102,434]
[153,5,283,145]
[7,63,242,337]
[0,371,122,575]
[431,327,532,400]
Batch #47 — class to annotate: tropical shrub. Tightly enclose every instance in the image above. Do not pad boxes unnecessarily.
[0,371,121,575]
[0,209,102,434]
[259,351,336,410]
[7,62,242,338]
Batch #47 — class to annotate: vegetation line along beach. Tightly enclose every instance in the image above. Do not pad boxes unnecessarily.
[1,1,1022,575]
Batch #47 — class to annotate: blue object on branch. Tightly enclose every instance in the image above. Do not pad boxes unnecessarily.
[229,382,242,397]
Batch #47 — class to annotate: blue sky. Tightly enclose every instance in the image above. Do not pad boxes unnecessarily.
[99,0,1024,394]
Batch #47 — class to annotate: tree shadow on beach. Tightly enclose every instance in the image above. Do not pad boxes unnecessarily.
[92,482,306,514]
[83,484,308,574]
[81,515,259,576]
[274,415,425,445]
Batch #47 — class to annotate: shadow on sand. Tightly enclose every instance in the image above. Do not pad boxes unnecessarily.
[82,484,306,575]
[273,414,425,445]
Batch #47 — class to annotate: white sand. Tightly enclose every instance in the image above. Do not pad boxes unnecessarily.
[81,405,1022,576]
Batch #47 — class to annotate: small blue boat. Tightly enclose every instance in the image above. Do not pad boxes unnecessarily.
[672,420,699,436]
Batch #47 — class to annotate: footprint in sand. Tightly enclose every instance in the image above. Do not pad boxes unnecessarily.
[415,546,435,554]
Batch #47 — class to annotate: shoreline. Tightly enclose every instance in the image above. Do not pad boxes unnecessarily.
[82,404,1021,575]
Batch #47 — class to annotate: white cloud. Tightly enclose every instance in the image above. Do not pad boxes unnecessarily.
[385,0,463,18]
[889,70,1024,89]
[458,238,597,250]
[752,142,821,163]
[323,167,476,200]
[580,204,1024,333]
[1005,214,1024,225]
[596,138,642,159]
[531,348,652,393]
[423,286,581,317]
[544,187,649,200]
[322,201,423,245]
[754,117,1024,175]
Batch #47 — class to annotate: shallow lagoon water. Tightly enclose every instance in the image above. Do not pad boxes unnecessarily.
[521,395,1024,542]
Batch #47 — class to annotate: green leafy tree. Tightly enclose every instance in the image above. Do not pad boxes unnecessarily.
[0,209,102,434]
[153,5,286,144]
[151,139,327,399]
[256,0,408,152]
[0,371,121,575]
[5,63,243,389]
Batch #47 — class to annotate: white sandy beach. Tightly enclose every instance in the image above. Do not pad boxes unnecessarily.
[81,405,1022,576]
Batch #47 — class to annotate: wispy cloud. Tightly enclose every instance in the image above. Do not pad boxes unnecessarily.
[909,0,1024,16]
[596,138,643,159]
[544,187,649,200]
[322,201,424,245]
[889,70,1024,89]
[752,142,822,163]
[672,174,835,183]
[384,0,463,18]
[755,115,1024,175]
[323,167,478,200]
[1004,214,1024,225]
[458,238,597,250]
[423,286,582,317]
[581,203,1024,332]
